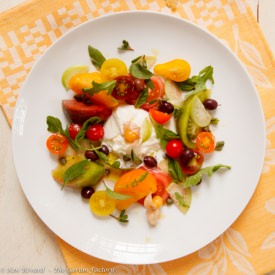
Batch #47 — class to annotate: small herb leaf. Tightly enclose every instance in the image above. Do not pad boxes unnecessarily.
[129,63,153,79]
[104,183,132,200]
[88,45,106,70]
[183,164,231,188]
[83,80,116,95]
[63,160,90,189]
[134,88,148,108]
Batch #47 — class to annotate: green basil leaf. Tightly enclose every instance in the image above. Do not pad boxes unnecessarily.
[129,63,153,79]
[134,88,148,108]
[88,45,106,70]
[62,159,90,189]
[168,157,184,183]
[104,183,132,200]
[83,80,116,95]
[46,116,63,133]
[183,164,231,188]
[215,141,225,151]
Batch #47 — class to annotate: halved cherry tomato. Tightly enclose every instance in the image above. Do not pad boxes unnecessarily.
[111,75,134,101]
[166,139,183,159]
[68,123,82,139]
[196,131,216,154]
[89,191,116,216]
[149,109,171,124]
[100,58,128,81]
[180,149,204,175]
[147,76,165,102]
[46,134,68,155]
[86,124,104,141]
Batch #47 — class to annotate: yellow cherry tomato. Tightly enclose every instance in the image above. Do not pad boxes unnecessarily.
[89,191,116,216]
[154,59,191,82]
[152,195,163,208]
[100,58,128,81]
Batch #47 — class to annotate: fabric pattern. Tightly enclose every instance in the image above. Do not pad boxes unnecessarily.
[1,0,274,274]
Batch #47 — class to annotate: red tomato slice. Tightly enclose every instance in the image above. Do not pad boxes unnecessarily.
[111,75,134,100]
[149,109,172,124]
[46,134,68,155]
[138,168,172,205]
[196,131,216,154]
[152,171,172,202]
[147,76,165,102]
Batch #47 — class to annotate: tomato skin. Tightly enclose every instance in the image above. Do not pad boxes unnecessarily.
[100,58,128,81]
[89,191,116,216]
[180,149,204,175]
[196,132,216,154]
[68,123,82,139]
[46,134,68,155]
[86,124,104,141]
[166,139,183,159]
[111,75,134,101]
[147,76,165,102]
[149,109,172,124]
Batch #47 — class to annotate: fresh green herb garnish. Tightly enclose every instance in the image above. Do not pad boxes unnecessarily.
[62,159,90,190]
[175,192,190,208]
[211,118,220,125]
[177,65,214,92]
[46,116,79,151]
[74,116,101,147]
[88,45,106,70]
[118,40,134,51]
[168,157,184,183]
[134,88,148,108]
[104,183,132,200]
[129,171,148,188]
[94,148,121,169]
[83,80,116,95]
[129,63,153,79]
[110,210,129,223]
[183,164,231,188]
[215,141,225,151]
[153,123,179,148]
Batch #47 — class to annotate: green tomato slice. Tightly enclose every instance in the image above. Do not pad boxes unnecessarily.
[190,95,212,127]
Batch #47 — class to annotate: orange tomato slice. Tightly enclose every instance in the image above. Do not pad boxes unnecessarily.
[114,169,157,210]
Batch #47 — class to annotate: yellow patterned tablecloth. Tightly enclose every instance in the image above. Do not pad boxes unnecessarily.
[1,0,275,274]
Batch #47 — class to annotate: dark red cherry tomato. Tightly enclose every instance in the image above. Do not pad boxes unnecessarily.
[111,75,134,100]
[86,124,104,141]
[180,149,204,175]
[68,123,82,139]
[166,139,183,159]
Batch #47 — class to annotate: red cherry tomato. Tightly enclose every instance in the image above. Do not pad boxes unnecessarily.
[149,109,172,124]
[68,123,82,139]
[46,134,68,155]
[147,76,164,102]
[196,131,216,154]
[152,171,172,203]
[166,139,183,159]
[180,149,204,175]
[111,75,134,100]
[86,124,104,141]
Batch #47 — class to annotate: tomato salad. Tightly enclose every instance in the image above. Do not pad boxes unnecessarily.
[46,43,230,226]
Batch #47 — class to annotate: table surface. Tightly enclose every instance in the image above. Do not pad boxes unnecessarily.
[0,0,274,273]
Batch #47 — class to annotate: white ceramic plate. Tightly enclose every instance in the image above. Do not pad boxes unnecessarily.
[12,11,265,264]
